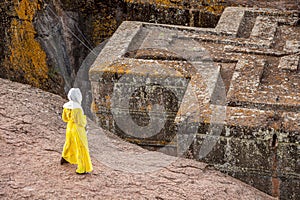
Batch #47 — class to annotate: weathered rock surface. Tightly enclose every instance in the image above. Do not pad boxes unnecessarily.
[89,6,300,199]
[1,0,298,97]
[0,77,275,199]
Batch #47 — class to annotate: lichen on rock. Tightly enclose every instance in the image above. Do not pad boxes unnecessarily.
[3,0,48,88]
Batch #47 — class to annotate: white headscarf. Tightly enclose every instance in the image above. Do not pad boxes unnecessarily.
[63,88,83,112]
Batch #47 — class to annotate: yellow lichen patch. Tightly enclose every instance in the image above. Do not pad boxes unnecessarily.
[103,63,131,75]
[105,95,111,108]
[204,4,225,15]
[92,15,117,45]
[15,0,40,21]
[91,101,99,113]
[124,0,225,12]
[4,0,48,88]
[152,0,174,6]
[125,0,180,8]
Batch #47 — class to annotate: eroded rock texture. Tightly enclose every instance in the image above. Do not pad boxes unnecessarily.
[0,0,223,96]
[0,0,298,96]
[89,7,300,199]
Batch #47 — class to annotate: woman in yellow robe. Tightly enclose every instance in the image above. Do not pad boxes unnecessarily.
[61,88,93,174]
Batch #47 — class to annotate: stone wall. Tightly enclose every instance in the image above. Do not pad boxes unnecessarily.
[89,7,300,199]
[60,0,224,45]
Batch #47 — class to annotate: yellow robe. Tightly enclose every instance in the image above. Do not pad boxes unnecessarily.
[61,108,93,173]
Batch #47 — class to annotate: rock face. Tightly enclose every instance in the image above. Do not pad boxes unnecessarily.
[89,7,300,199]
[34,0,88,93]
[0,0,298,96]
[0,0,63,94]
[0,77,275,199]
[225,0,300,10]
[0,0,222,96]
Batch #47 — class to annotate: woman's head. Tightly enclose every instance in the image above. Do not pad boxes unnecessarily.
[67,88,82,104]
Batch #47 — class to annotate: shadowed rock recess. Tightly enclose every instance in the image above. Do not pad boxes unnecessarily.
[89,7,300,199]
[0,77,275,199]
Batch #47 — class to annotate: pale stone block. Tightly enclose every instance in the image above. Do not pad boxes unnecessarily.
[284,40,300,53]
[278,55,300,71]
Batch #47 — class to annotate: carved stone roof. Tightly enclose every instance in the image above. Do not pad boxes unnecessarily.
[90,7,300,132]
